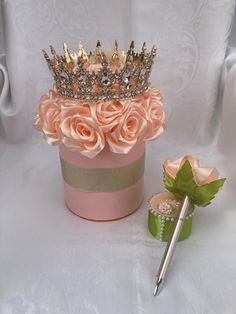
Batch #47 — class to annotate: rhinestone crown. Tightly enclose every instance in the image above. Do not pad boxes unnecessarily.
[43,40,157,101]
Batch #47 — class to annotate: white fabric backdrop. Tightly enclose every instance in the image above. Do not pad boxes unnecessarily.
[0,1,236,313]
[0,0,235,145]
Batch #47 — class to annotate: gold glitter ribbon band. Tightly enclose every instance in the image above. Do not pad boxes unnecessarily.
[60,154,145,192]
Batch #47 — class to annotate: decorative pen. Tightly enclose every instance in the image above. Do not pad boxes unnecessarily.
[151,156,225,296]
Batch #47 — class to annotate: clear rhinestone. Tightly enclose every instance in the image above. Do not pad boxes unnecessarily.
[139,80,145,86]
[78,74,86,84]
[125,84,132,90]
[60,71,68,79]
[123,72,131,84]
[140,68,146,75]
[101,75,111,86]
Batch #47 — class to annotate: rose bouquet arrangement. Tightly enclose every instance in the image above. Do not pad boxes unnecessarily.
[34,86,165,158]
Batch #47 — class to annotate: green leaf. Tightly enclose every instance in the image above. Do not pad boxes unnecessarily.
[194,178,226,207]
[164,160,197,199]
[174,160,197,198]
[163,171,175,189]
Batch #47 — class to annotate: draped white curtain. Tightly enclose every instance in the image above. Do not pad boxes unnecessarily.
[1,1,236,313]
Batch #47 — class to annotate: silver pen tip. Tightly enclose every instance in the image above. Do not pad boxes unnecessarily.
[153,285,158,296]
[153,278,163,296]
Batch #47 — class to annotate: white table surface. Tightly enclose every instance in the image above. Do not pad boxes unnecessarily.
[0,134,235,314]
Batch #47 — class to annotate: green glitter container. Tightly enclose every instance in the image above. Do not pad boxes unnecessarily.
[148,192,194,242]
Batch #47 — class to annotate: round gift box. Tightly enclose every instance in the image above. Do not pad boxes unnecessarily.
[59,142,145,221]
[148,192,194,241]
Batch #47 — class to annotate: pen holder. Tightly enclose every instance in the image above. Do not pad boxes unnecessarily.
[148,192,194,241]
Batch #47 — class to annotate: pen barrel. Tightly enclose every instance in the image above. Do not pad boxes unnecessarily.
[157,195,191,279]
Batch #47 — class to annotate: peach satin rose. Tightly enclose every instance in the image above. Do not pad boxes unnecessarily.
[33,114,42,131]
[33,90,61,145]
[164,156,219,186]
[144,99,165,141]
[149,85,163,102]
[107,103,147,154]
[139,86,165,141]
[60,106,105,158]
[95,100,128,132]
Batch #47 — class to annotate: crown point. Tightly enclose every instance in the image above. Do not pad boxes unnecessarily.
[63,42,68,50]
[151,45,157,56]
[142,42,147,52]
[50,45,56,56]
[127,41,135,60]
[63,42,72,63]
[95,40,104,63]
[42,50,50,62]
[111,40,120,65]
[78,41,88,62]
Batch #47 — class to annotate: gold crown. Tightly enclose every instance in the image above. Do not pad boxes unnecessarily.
[43,40,157,101]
